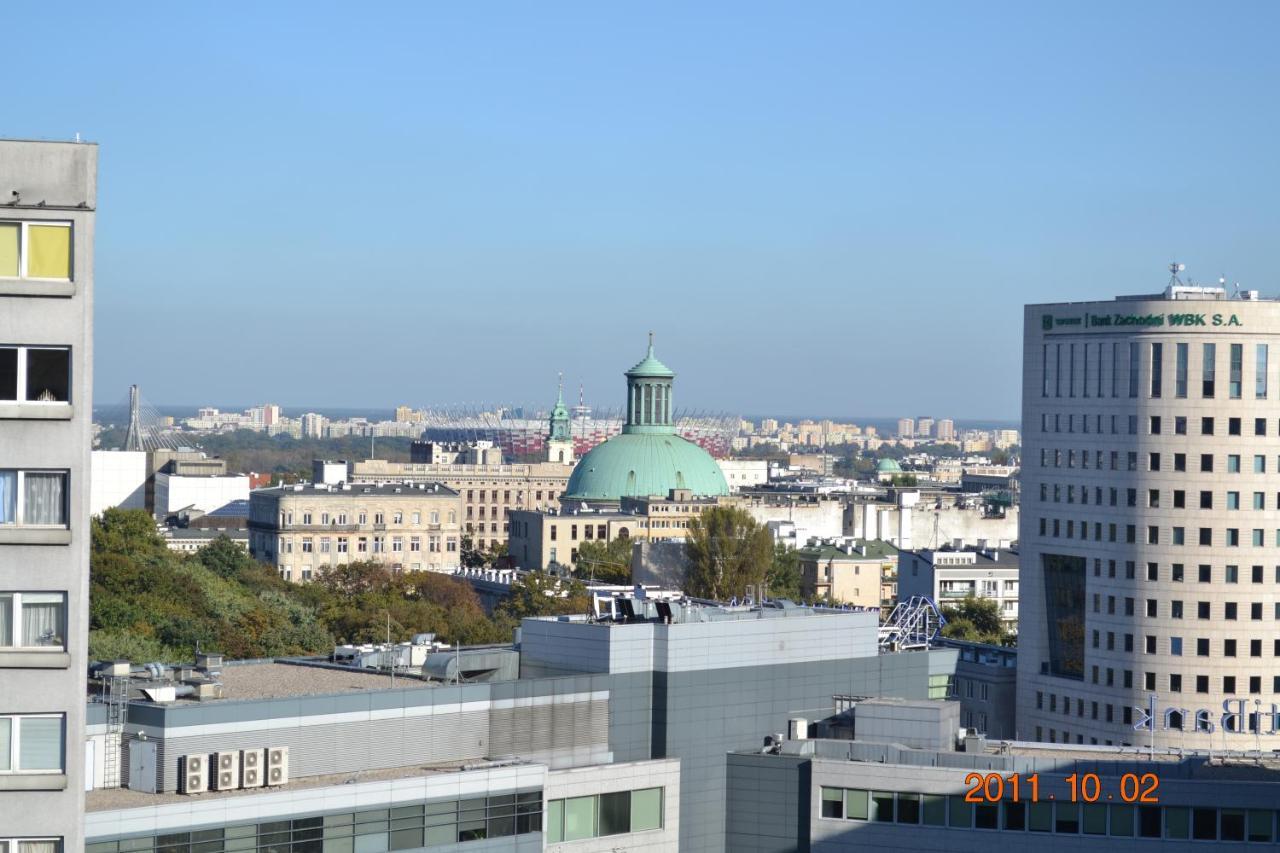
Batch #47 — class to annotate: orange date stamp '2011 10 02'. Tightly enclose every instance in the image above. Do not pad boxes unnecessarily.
[963,772,1160,804]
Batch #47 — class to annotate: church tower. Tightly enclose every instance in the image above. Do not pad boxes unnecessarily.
[545,374,575,464]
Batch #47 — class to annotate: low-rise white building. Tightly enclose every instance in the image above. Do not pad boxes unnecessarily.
[154,472,250,516]
[897,545,1020,629]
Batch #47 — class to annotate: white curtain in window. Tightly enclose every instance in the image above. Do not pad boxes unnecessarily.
[21,595,62,647]
[22,473,65,525]
[18,717,61,771]
[0,470,15,523]
[18,843,57,853]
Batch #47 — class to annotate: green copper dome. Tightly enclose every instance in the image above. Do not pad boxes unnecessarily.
[565,432,728,500]
[876,458,903,473]
[564,336,728,501]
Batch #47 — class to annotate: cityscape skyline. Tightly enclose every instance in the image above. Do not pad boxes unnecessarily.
[8,3,1280,417]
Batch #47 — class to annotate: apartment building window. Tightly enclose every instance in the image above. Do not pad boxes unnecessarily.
[0,593,66,650]
[430,511,439,524]
[0,346,70,404]
[0,839,61,852]
[0,713,63,774]
[319,537,330,553]
[0,220,72,280]
[301,537,313,553]
[337,537,348,553]
[411,512,420,524]
[0,470,68,526]
[429,535,441,552]
[302,513,312,525]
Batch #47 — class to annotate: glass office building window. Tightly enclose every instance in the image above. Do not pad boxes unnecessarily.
[1128,342,1139,397]
[1175,342,1188,397]
[1203,343,1216,397]
[1150,342,1162,397]
[87,791,543,853]
[1230,343,1243,398]
[1258,344,1269,398]
[1043,554,1085,679]
[546,787,663,843]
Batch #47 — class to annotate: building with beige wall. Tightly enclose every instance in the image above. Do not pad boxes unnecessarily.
[1021,282,1280,750]
[347,457,573,551]
[247,482,463,581]
[795,540,899,607]
[508,489,717,570]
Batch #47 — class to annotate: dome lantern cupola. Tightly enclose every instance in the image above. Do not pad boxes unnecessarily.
[624,332,676,435]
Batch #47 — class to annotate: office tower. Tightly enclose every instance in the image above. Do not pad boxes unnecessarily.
[0,139,97,848]
[1019,283,1280,749]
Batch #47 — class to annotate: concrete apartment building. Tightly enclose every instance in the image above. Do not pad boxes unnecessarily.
[898,545,1021,628]
[0,139,97,849]
[1021,282,1280,749]
[82,598,955,853]
[247,482,464,580]
[794,540,898,607]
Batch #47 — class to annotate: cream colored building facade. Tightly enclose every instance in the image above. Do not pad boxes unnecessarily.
[509,490,718,570]
[247,482,463,581]
[795,541,899,607]
[348,458,574,551]
[1021,285,1280,750]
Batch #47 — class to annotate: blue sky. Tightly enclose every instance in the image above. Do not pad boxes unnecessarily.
[7,2,1280,420]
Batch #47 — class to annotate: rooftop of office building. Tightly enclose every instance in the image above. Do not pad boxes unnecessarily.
[85,756,526,812]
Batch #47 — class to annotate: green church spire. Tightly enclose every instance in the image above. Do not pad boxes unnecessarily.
[548,372,571,442]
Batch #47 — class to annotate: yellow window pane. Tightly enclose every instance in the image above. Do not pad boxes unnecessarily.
[27,225,71,279]
[0,223,18,277]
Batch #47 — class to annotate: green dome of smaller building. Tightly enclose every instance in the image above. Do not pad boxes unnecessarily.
[876,458,903,473]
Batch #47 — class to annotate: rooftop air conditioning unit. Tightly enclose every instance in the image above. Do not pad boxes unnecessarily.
[241,748,265,788]
[266,746,289,786]
[212,750,241,790]
[179,753,208,794]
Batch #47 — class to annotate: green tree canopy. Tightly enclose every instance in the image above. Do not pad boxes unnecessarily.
[575,537,633,585]
[766,542,802,601]
[683,506,774,601]
[940,595,1008,645]
[497,572,592,619]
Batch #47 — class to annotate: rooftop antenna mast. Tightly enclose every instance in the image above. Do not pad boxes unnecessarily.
[124,384,144,452]
[1167,261,1185,288]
